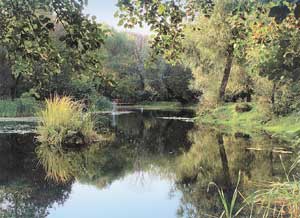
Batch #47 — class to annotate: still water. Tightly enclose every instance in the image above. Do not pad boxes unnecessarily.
[0,109,296,218]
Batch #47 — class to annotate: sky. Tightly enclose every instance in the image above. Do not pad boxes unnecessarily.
[84,0,151,35]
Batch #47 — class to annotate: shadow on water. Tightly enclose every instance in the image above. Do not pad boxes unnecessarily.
[0,134,72,218]
[175,126,297,217]
[0,109,297,217]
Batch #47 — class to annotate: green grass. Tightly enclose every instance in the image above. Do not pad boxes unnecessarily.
[199,103,300,142]
[264,115,300,141]
[0,98,39,117]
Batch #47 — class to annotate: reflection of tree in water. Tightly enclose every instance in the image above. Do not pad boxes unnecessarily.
[112,110,193,177]
[174,125,294,217]
[0,134,71,218]
[32,109,295,218]
[36,110,194,188]
[0,112,293,218]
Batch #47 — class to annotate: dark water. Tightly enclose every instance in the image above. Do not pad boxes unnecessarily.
[0,109,296,218]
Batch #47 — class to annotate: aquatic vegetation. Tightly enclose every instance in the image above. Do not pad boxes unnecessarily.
[248,181,300,218]
[209,172,243,218]
[37,96,98,147]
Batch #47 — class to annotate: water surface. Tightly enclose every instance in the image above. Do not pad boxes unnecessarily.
[0,109,296,218]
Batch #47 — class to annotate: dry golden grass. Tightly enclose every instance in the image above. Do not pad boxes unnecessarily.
[37,95,97,147]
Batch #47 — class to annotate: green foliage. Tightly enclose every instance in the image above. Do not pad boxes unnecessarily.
[100,29,198,103]
[90,95,112,111]
[116,0,186,61]
[245,2,300,115]
[0,1,107,99]
[0,97,39,117]
[115,0,300,116]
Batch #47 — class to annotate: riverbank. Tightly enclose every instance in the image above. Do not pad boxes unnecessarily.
[0,97,113,117]
[198,103,300,142]
[117,101,197,111]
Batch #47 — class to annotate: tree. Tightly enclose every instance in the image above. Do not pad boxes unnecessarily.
[246,1,300,114]
[99,29,198,103]
[115,0,300,102]
[0,0,106,99]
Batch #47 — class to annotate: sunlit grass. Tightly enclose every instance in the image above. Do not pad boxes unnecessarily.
[199,103,300,141]
[265,114,300,141]
[37,95,98,147]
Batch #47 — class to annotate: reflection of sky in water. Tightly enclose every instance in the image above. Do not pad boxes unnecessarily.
[48,172,181,218]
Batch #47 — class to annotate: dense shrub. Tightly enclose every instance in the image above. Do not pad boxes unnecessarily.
[272,83,300,116]
[90,95,112,111]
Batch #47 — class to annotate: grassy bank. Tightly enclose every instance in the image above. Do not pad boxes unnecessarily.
[199,103,300,142]
[118,101,197,111]
[0,96,113,118]
[0,98,39,117]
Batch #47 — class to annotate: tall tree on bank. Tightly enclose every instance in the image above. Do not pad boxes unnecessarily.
[115,0,299,102]
[0,0,106,99]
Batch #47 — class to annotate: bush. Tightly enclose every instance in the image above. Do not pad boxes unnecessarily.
[272,83,300,116]
[37,96,98,147]
[235,103,252,113]
[0,97,39,117]
[90,95,112,111]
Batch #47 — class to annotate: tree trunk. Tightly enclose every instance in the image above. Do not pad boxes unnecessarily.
[271,82,277,109]
[0,60,15,99]
[138,73,145,91]
[219,44,234,101]
[11,74,22,100]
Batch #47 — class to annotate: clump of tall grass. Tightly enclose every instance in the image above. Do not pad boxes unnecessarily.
[246,156,300,217]
[248,181,300,218]
[37,96,98,147]
[209,172,245,218]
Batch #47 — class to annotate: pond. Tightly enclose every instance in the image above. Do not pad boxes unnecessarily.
[0,108,297,218]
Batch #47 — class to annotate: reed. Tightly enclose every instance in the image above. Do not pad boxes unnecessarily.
[209,172,244,218]
[37,96,97,147]
[247,181,300,218]
[247,156,300,217]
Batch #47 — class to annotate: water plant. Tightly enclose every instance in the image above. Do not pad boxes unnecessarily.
[246,155,300,218]
[248,181,300,218]
[36,96,98,147]
[209,172,244,218]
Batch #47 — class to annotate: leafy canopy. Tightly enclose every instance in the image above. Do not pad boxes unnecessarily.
[115,0,300,61]
[0,0,107,94]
